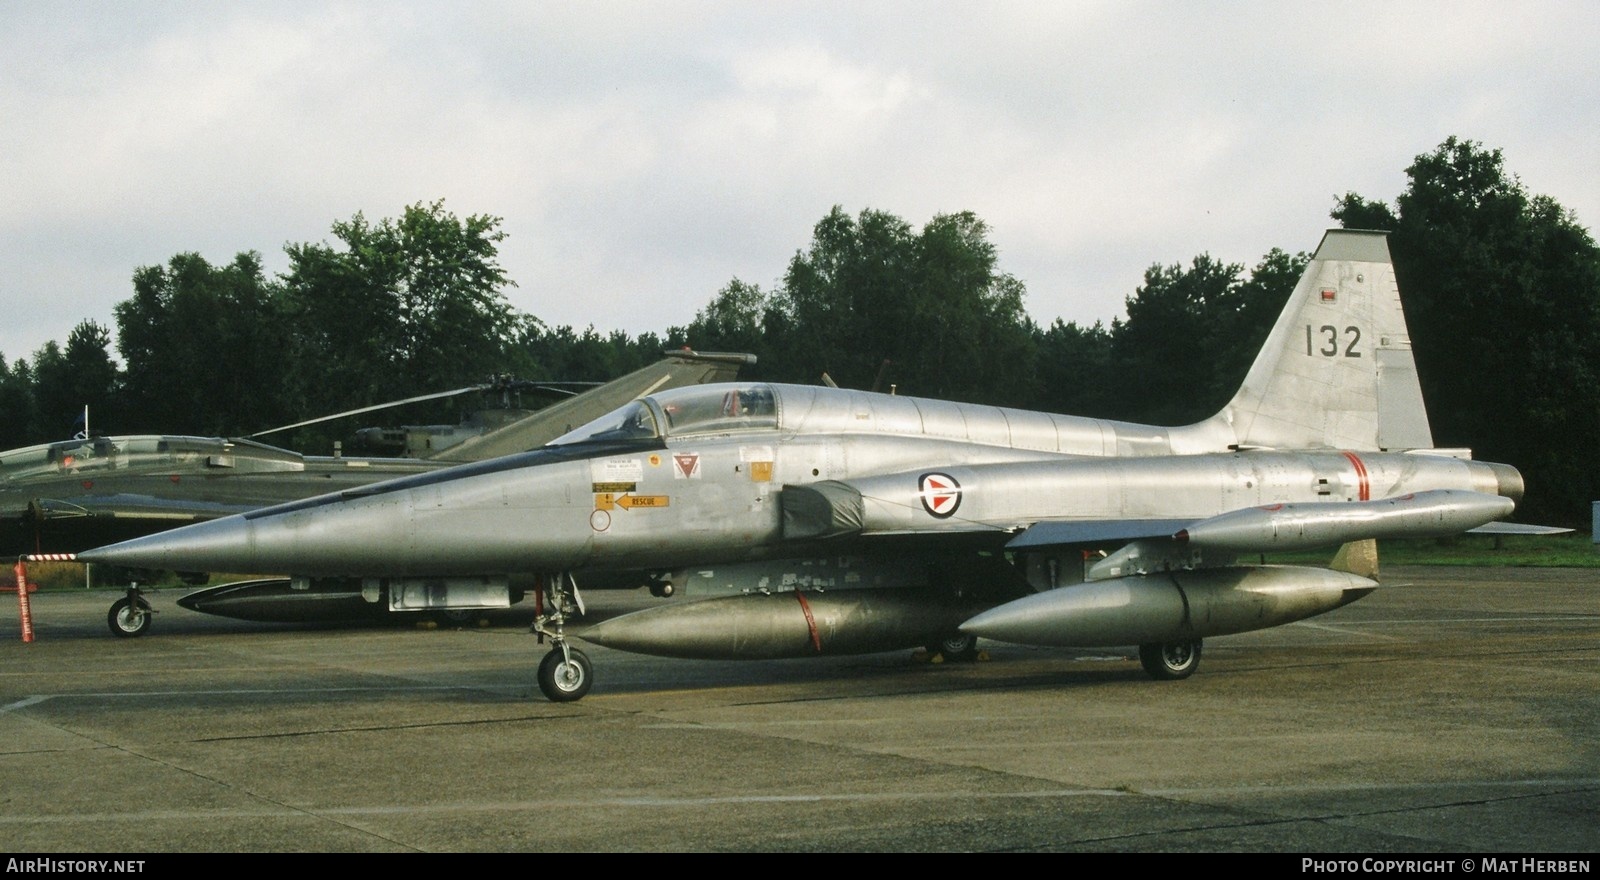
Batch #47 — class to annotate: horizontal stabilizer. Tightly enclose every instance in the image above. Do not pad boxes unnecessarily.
[1082,490,1510,581]
[1467,522,1574,536]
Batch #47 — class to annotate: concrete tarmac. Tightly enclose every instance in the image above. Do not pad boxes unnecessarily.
[1,566,1596,852]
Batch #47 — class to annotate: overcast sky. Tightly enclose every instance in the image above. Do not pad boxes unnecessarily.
[3,2,1597,366]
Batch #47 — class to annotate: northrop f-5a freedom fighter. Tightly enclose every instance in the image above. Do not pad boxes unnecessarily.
[80,230,1534,701]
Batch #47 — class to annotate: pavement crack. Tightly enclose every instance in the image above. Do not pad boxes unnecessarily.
[183,713,585,743]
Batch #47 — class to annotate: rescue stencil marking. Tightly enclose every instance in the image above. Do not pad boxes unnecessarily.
[918,472,962,518]
[596,493,670,511]
[616,494,669,510]
[673,453,701,479]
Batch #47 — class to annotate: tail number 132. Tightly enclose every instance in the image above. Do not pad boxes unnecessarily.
[1306,325,1362,358]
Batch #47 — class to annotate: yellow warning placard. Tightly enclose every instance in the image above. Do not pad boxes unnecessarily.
[596,493,670,511]
[617,494,669,509]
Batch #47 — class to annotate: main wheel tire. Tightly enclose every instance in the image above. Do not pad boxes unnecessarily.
[108,597,152,638]
[537,648,593,702]
[1139,639,1201,680]
[926,632,979,662]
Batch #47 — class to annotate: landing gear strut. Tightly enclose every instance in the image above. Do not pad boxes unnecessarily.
[532,572,592,701]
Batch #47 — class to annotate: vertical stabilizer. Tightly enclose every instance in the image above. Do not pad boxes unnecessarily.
[1217,230,1433,451]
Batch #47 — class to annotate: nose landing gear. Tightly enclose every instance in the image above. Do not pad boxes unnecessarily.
[532,572,593,702]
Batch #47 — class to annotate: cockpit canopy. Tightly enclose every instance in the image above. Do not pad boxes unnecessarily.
[550,384,778,445]
[0,435,306,483]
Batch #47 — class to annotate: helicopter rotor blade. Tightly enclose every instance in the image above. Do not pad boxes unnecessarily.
[248,385,489,438]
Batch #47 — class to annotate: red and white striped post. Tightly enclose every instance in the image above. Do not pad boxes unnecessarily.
[15,553,77,643]
[14,557,34,643]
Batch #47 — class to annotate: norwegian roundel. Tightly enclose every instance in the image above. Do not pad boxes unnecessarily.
[918,472,962,518]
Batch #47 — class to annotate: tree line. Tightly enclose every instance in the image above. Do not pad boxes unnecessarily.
[2,140,1595,525]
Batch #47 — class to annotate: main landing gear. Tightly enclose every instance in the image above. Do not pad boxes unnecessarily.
[1138,639,1202,680]
[923,632,980,663]
[532,572,592,702]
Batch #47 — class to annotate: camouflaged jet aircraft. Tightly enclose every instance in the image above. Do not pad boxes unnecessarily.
[8,351,752,634]
[79,230,1537,701]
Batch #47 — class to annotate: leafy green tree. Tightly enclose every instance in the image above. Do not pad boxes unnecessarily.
[517,323,663,384]
[1031,318,1114,417]
[671,279,773,364]
[281,200,519,428]
[115,253,289,435]
[1224,248,1310,395]
[1335,137,1600,523]
[30,321,119,438]
[1098,248,1306,425]
[911,212,1037,405]
[0,356,36,449]
[743,207,1036,403]
[1108,254,1243,424]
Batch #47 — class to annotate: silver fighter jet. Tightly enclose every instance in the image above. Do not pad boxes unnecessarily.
[80,230,1535,701]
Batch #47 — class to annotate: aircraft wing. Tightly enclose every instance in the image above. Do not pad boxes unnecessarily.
[426,351,755,462]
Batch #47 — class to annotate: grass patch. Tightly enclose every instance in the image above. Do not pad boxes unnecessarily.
[1263,533,1599,567]
[18,562,269,592]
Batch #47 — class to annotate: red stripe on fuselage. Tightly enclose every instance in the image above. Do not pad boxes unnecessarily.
[795,590,821,653]
[1341,451,1370,501]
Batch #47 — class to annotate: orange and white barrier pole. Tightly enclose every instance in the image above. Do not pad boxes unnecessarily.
[14,557,34,643]
[14,553,76,643]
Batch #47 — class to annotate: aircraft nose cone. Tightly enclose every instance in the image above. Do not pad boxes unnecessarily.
[78,516,254,572]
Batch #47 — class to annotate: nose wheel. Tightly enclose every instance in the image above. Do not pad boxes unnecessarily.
[107,587,154,637]
[538,646,593,702]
